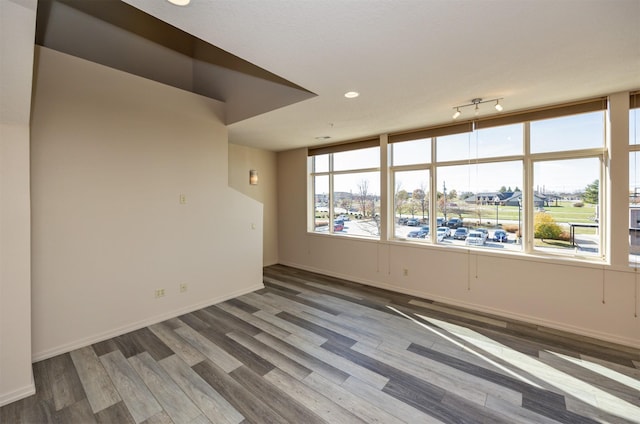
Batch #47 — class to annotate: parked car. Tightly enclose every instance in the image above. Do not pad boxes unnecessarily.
[420,226,430,234]
[334,220,344,232]
[465,230,485,246]
[437,226,451,238]
[407,230,428,238]
[447,218,462,228]
[453,227,469,240]
[476,228,489,240]
[337,214,350,221]
[406,218,420,226]
[397,217,408,225]
[493,229,509,242]
[436,217,446,227]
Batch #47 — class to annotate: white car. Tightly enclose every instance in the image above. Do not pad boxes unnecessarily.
[465,230,486,246]
[476,228,489,240]
[437,226,450,240]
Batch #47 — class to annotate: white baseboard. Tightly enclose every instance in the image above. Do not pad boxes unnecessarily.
[31,282,265,362]
[278,261,640,350]
[0,382,35,408]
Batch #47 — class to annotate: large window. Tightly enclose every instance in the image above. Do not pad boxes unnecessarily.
[309,97,611,262]
[391,124,524,251]
[310,143,380,238]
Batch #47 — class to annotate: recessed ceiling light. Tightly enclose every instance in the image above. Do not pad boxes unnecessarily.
[344,91,359,99]
[315,136,331,141]
[167,0,191,6]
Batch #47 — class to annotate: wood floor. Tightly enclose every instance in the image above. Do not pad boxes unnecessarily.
[2,264,640,424]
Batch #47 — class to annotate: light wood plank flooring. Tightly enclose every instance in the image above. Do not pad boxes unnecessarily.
[2,264,639,423]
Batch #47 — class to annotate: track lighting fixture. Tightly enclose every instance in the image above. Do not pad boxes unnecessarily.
[452,97,504,119]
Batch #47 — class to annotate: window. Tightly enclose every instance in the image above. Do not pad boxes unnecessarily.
[437,124,523,162]
[393,169,431,240]
[392,138,430,166]
[529,111,605,258]
[432,107,603,257]
[532,158,601,256]
[309,142,380,238]
[308,97,610,262]
[437,160,523,250]
[434,125,524,251]
[390,138,431,241]
[530,111,604,153]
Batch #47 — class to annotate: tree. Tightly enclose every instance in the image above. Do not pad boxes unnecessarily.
[357,180,369,217]
[499,186,507,193]
[407,199,418,217]
[473,206,483,223]
[395,189,409,218]
[583,180,599,204]
[412,187,428,220]
[534,213,562,242]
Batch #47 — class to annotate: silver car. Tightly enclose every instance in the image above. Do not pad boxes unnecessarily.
[465,230,485,246]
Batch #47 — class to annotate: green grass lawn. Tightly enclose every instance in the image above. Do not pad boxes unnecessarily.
[455,201,597,226]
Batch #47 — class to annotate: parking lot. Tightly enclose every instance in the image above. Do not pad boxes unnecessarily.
[395,222,519,249]
[318,216,599,254]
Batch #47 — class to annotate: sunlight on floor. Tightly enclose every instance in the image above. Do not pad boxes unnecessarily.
[394,307,640,423]
[548,351,640,393]
[385,306,543,388]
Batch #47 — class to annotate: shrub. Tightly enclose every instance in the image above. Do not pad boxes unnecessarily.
[534,213,562,241]
[573,202,584,208]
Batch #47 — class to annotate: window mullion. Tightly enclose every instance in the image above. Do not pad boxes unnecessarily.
[523,122,532,253]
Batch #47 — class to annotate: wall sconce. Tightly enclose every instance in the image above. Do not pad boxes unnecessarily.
[452,97,504,119]
[249,170,258,185]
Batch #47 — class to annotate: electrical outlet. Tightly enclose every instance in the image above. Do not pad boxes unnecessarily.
[179,283,188,293]
[155,289,165,298]
[403,268,409,277]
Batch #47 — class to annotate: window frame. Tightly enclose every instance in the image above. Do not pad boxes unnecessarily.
[308,141,381,238]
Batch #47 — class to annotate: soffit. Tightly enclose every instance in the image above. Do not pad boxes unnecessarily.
[34,0,316,125]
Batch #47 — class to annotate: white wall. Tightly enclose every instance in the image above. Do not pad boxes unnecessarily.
[277,96,640,348]
[228,144,279,266]
[30,47,264,360]
[0,0,37,407]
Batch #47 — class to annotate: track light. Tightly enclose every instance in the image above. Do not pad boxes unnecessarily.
[451,97,504,119]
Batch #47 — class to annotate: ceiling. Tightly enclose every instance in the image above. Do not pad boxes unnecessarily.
[36,0,640,151]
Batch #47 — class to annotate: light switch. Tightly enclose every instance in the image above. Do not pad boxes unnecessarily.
[179,194,187,204]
